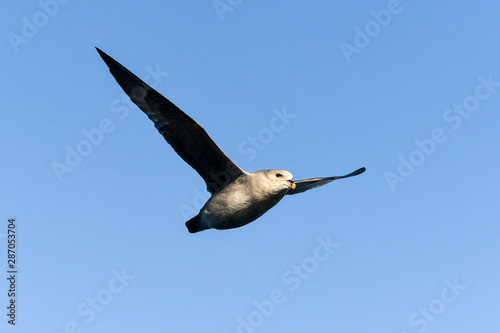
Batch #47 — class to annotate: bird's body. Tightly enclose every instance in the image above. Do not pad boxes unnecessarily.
[194,170,293,232]
[96,48,365,233]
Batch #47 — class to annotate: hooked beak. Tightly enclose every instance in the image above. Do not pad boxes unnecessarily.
[285,179,296,190]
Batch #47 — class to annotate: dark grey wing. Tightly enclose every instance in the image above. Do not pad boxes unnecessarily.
[96,48,244,194]
[287,167,365,195]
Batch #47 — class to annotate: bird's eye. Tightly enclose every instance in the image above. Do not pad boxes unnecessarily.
[276,173,283,178]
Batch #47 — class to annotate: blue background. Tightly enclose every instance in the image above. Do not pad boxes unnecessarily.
[2,1,499,332]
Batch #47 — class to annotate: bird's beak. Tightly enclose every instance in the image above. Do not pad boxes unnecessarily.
[286,179,296,190]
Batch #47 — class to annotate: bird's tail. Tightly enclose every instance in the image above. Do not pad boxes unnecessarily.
[185,215,208,233]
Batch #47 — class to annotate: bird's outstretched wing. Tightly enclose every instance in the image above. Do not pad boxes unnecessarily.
[287,167,365,195]
[96,48,244,194]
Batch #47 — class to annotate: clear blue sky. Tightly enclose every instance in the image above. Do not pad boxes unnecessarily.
[2,1,500,332]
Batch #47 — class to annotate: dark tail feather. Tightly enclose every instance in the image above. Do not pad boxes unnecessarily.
[185,215,208,233]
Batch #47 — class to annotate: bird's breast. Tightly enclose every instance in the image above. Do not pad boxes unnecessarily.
[200,183,285,230]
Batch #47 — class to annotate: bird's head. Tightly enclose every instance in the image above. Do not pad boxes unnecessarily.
[261,169,296,194]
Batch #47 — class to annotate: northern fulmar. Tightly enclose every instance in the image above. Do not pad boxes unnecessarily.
[96,48,365,233]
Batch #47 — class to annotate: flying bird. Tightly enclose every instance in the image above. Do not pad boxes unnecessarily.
[96,48,365,233]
